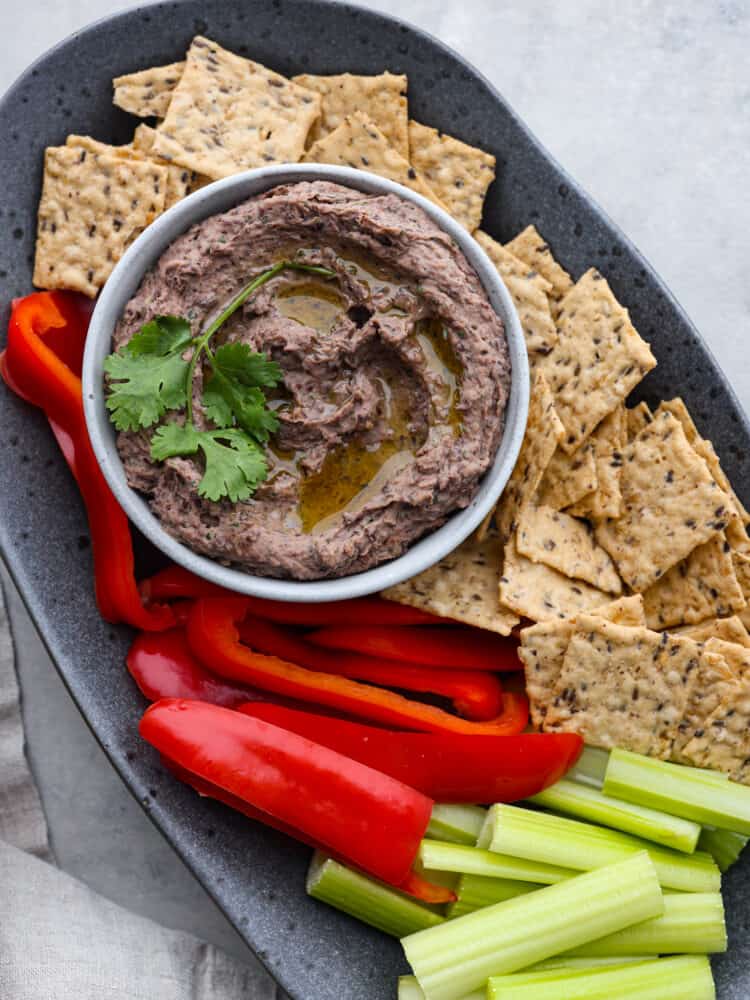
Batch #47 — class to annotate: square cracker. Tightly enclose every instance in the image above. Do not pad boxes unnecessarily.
[381,529,518,635]
[408,121,496,232]
[657,398,750,526]
[33,145,167,297]
[112,60,185,118]
[641,533,746,630]
[543,616,702,758]
[495,371,564,542]
[566,406,627,520]
[304,112,442,205]
[676,616,750,647]
[499,535,610,623]
[672,646,742,759]
[594,411,733,592]
[680,682,750,784]
[705,636,750,679]
[293,72,409,157]
[505,225,573,315]
[475,232,557,355]
[519,595,645,729]
[515,504,622,594]
[537,444,597,511]
[151,37,321,179]
[539,269,656,454]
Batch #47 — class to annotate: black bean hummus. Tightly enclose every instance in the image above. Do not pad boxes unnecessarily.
[115,181,511,579]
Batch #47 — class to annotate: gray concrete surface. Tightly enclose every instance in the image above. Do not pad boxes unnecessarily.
[3,0,750,990]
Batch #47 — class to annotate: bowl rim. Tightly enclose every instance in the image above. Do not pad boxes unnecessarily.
[82,162,529,602]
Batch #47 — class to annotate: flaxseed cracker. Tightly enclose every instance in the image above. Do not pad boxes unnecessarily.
[520,595,645,729]
[495,371,565,543]
[594,411,733,592]
[131,124,202,206]
[626,401,654,439]
[505,225,573,315]
[680,682,750,783]
[33,145,167,298]
[515,504,622,594]
[642,533,746,630]
[474,232,557,355]
[152,37,322,179]
[705,636,750,679]
[732,551,750,633]
[293,72,410,157]
[539,269,656,454]
[408,121,496,232]
[672,647,742,760]
[676,617,750,647]
[304,113,442,205]
[112,60,185,118]
[381,529,518,635]
[499,535,610,623]
[566,406,627,520]
[537,443,598,511]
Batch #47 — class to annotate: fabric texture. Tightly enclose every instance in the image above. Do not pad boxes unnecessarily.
[0,578,276,999]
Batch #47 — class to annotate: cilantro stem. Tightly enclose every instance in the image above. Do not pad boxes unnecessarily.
[185,260,336,425]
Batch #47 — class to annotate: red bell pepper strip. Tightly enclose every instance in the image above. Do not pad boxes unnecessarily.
[187,597,528,735]
[1,292,173,631]
[163,755,454,903]
[237,615,504,721]
[239,703,583,803]
[140,698,434,887]
[140,565,448,626]
[307,623,521,671]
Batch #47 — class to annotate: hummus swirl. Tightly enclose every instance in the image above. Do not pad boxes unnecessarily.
[115,181,511,579]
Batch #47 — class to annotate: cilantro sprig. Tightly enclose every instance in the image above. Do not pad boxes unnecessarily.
[104,259,337,502]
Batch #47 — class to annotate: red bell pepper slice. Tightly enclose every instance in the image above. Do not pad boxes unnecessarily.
[307,623,521,671]
[1,292,173,631]
[140,698,434,887]
[187,597,528,735]
[163,755,454,903]
[239,703,582,802]
[140,565,448,626]
[237,615,504,721]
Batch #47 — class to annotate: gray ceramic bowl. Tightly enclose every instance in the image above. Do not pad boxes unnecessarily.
[82,163,528,602]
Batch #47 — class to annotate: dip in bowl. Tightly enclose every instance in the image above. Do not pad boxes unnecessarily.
[83,165,528,601]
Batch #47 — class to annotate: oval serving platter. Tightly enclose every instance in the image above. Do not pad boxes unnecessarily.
[0,2,748,998]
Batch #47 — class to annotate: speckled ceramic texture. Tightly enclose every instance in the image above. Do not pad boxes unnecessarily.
[82,163,529,603]
[1,2,749,998]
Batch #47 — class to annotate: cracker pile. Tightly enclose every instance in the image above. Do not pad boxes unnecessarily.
[33,36,500,297]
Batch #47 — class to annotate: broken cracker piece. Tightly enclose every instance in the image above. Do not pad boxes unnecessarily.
[676,616,750,648]
[112,60,185,118]
[566,406,627,520]
[505,224,573,315]
[537,443,598,511]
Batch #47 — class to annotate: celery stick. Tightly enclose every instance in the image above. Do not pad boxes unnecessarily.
[527,956,651,971]
[699,827,749,872]
[401,852,664,1000]
[604,747,750,833]
[567,746,609,788]
[427,805,487,846]
[446,874,540,917]
[397,977,482,1000]
[529,778,700,852]
[479,804,720,892]
[418,840,574,885]
[306,854,443,938]
[486,955,714,1000]
[563,891,726,956]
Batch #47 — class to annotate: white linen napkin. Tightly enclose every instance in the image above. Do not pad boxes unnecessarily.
[0,578,279,999]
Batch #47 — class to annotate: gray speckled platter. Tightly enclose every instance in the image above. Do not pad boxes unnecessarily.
[0,2,748,998]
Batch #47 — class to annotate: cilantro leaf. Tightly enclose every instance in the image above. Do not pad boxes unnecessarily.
[150,423,268,502]
[203,370,280,441]
[212,342,283,388]
[127,315,192,357]
[104,350,190,431]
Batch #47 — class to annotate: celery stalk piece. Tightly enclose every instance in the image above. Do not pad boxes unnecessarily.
[604,747,750,833]
[698,827,749,872]
[418,840,574,884]
[427,805,487,846]
[480,804,720,892]
[567,746,610,788]
[446,874,540,917]
[562,891,726,956]
[306,853,443,938]
[529,778,701,852]
[401,852,664,1000]
[486,955,714,1000]
[397,977,483,1000]
[527,956,651,972]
